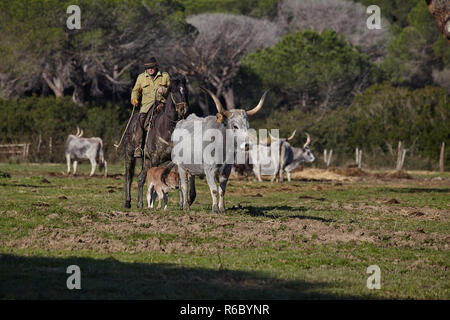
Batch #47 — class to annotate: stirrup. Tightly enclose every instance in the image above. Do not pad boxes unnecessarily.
[134,147,143,158]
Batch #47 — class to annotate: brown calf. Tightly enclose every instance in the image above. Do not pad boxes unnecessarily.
[146,167,180,210]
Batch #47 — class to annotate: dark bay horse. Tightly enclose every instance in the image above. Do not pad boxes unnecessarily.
[123,78,190,208]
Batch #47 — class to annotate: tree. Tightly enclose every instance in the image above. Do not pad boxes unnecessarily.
[243,30,381,111]
[382,0,450,88]
[0,0,184,104]
[178,0,281,19]
[258,83,449,167]
[173,13,280,113]
[351,0,421,30]
[276,0,392,61]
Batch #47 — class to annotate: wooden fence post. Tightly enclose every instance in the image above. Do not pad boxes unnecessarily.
[327,149,333,168]
[440,142,445,172]
[324,149,333,168]
[355,147,362,169]
[49,137,52,160]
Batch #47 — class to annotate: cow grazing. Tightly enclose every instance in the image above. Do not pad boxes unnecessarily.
[249,130,296,182]
[271,133,315,182]
[170,87,268,213]
[146,167,179,210]
[65,127,107,177]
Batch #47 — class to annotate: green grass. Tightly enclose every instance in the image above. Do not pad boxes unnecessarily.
[0,163,449,299]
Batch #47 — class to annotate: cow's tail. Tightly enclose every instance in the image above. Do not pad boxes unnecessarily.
[161,161,176,185]
[98,140,107,176]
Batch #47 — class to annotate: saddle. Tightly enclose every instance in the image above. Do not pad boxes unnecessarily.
[144,101,164,130]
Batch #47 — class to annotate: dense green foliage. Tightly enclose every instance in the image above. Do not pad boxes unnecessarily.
[259,83,449,168]
[243,30,382,110]
[0,0,448,168]
[0,97,127,162]
[352,0,421,30]
[382,0,449,86]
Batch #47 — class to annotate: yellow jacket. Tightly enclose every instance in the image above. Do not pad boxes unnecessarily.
[131,71,170,113]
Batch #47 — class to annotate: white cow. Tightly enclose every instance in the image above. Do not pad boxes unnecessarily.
[64,128,107,176]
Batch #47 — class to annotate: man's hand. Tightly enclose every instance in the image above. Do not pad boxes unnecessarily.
[131,98,138,106]
[157,87,163,95]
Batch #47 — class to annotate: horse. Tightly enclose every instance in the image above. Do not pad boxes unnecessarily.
[122,77,190,208]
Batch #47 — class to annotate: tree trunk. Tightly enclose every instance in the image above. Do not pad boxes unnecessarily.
[72,85,85,107]
[396,141,402,171]
[223,87,235,110]
[198,92,211,116]
[70,58,87,107]
[42,72,64,97]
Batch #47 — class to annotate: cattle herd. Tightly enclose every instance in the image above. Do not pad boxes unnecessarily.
[65,87,315,212]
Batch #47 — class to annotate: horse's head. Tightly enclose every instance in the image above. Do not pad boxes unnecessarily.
[168,77,189,118]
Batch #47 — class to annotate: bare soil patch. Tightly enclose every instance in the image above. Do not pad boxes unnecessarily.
[46,172,122,179]
[329,167,371,177]
[3,208,374,254]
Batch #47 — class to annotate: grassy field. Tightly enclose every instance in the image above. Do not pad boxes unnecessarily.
[0,162,449,299]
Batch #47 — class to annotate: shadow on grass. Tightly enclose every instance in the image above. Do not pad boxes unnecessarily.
[0,253,365,300]
[0,183,54,188]
[228,205,334,222]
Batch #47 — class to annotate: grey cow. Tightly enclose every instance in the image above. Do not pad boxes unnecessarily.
[170,88,268,213]
[65,128,107,177]
[249,130,296,182]
[271,133,315,182]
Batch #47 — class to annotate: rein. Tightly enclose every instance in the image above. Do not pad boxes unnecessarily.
[170,92,187,114]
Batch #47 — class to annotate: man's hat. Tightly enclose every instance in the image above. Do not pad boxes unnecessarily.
[144,57,158,68]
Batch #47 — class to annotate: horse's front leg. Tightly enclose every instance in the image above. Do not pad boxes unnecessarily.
[137,157,151,208]
[124,155,135,208]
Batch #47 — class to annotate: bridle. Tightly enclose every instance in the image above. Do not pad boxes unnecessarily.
[170,92,188,115]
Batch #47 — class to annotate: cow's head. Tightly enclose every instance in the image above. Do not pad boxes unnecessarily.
[201,87,268,151]
[302,133,315,162]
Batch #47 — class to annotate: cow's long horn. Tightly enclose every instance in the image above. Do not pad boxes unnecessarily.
[268,133,279,141]
[260,135,271,145]
[247,89,269,116]
[201,87,232,118]
[76,127,80,136]
[303,133,311,148]
[287,130,296,141]
[79,129,84,137]
[158,136,173,147]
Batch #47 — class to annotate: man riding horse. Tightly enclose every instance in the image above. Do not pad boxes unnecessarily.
[123,57,189,208]
[131,57,170,158]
